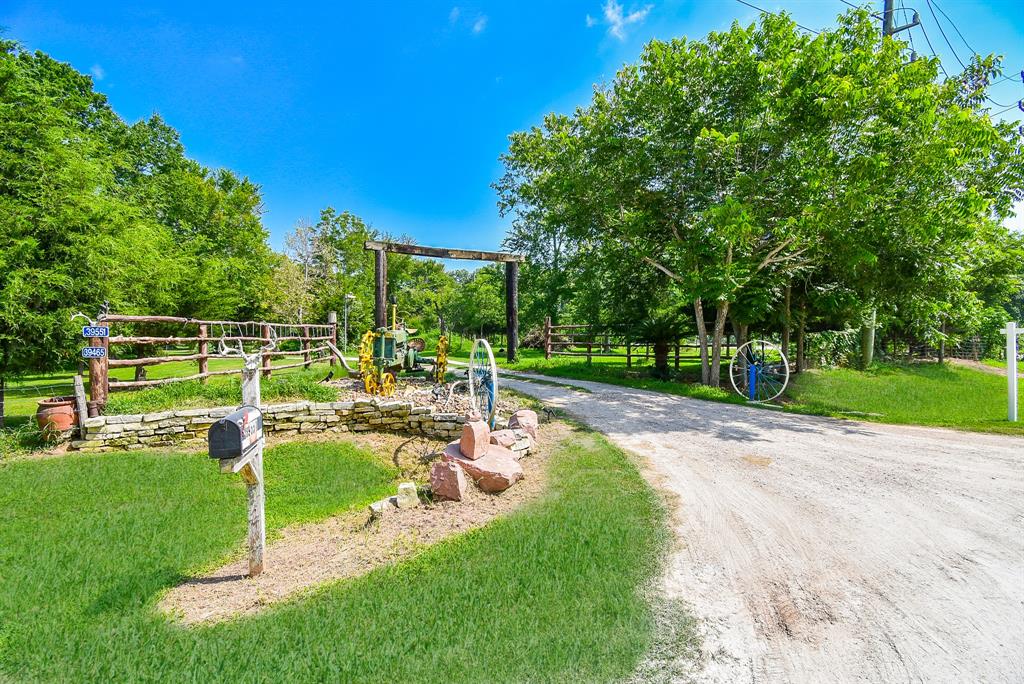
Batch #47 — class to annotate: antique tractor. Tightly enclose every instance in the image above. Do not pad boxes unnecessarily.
[359,301,448,396]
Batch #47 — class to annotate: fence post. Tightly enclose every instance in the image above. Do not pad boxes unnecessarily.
[587,341,593,365]
[302,325,311,369]
[544,316,552,360]
[626,336,632,369]
[198,324,209,384]
[328,312,338,367]
[675,341,681,370]
[88,330,109,411]
[1003,322,1019,422]
[262,323,272,378]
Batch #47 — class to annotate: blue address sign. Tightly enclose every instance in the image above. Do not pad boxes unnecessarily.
[82,326,110,338]
[81,346,107,359]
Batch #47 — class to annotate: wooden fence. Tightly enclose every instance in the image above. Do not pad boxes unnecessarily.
[86,314,337,410]
[542,317,732,368]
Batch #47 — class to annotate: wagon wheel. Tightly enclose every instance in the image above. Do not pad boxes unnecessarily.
[468,338,498,426]
[379,371,397,397]
[729,340,789,403]
[434,335,449,384]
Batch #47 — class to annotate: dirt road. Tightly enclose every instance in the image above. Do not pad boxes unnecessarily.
[503,373,1024,683]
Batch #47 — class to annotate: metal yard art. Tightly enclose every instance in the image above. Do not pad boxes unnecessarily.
[357,299,448,397]
[729,340,790,403]
[468,338,499,426]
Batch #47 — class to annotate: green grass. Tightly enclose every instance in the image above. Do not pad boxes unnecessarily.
[785,363,1024,435]
[982,358,1024,373]
[0,431,676,682]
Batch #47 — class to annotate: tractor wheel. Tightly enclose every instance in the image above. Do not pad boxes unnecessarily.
[379,372,397,397]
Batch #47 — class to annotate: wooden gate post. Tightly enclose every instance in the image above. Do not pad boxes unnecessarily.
[544,316,552,360]
[505,261,519,363]
[198,324,209,384]
[374,249,387,329]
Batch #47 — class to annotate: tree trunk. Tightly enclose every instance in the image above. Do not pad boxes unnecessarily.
[860,308,876,369]
[781,283,792,358]
[732,317,748,353]
[652,340,670,380]
[694,298,710,385]
[709,300,730,388]
[796,303,807,373]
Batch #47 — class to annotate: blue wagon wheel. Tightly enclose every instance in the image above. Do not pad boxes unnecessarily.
[729,340,789,403]
[468,338,498,426]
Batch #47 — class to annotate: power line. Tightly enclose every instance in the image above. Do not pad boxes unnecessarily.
[924,0,966,69]
[929,0,977,56]
[734,0,821,35]
[898,0,916,57]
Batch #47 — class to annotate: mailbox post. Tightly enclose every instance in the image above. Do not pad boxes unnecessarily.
[208,349,267,576]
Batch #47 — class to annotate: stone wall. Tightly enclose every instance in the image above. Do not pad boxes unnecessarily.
[71,399,466,453]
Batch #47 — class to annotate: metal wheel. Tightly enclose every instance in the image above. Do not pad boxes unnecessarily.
[363,367,380,395]
[434,335,449,384]
[379,371,397,397]
[729,340,789,403]
[468,338,498,425]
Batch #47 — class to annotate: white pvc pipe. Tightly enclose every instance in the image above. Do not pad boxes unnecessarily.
[1006,321,1019,422]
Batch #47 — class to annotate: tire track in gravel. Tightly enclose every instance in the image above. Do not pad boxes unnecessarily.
[503,372,1024,683]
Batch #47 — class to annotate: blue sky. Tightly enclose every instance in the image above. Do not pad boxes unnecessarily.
[3,0,1023,257]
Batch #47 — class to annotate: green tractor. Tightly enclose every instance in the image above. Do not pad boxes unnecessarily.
[358,301,446,396]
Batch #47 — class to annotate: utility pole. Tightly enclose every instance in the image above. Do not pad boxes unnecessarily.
[881,0,919,39]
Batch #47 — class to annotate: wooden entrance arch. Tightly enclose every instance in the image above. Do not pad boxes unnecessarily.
[364,241,525,363]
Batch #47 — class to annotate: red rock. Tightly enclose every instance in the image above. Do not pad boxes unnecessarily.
[508,409,539,440]
[459,420,490,459]
[430,460,467,501]
[489,429,517,448]
[464,410,482,423]
[443,443,523,493]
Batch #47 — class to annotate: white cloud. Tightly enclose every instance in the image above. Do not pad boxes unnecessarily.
[472,15,488,33]
[449,6,460,23]
[90,64,105,81]
[590,0,652,40]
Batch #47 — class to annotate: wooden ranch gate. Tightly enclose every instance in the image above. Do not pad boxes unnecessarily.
[86,314,338,411]
[364,241,525,363]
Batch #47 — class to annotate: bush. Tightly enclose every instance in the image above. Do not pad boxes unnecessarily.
[805,329,860,368]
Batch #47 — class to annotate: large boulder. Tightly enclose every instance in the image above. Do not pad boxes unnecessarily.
[430,460,468,501]
[443,442,523,493]
[459,420,490,460]
[508,409,539,440]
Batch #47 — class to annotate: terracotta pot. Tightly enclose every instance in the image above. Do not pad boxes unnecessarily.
[36,396,77,435]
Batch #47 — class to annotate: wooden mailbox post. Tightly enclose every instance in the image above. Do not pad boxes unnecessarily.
[207,337,271,577]
[364,241,525,363]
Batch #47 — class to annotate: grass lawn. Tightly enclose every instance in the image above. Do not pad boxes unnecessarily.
[784,363,1024,435]
[0,431,675,682]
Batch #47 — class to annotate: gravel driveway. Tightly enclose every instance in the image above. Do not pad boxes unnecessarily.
[504,372,1024,683]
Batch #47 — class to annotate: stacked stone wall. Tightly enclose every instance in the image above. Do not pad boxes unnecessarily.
[71,400,466,453]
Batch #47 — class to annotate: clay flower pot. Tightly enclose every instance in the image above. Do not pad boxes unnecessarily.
[36,396,77,437]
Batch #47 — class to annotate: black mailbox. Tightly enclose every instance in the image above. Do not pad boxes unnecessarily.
[208,406,264,460]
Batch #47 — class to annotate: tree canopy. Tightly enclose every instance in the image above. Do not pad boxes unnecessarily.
[497,9,1024,384]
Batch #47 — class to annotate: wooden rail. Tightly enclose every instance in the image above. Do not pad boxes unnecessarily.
[542,316,730,368]
[87,313,338,407]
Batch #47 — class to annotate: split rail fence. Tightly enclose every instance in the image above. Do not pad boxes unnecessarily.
[86,314,338,411]
[542,317,732,368]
